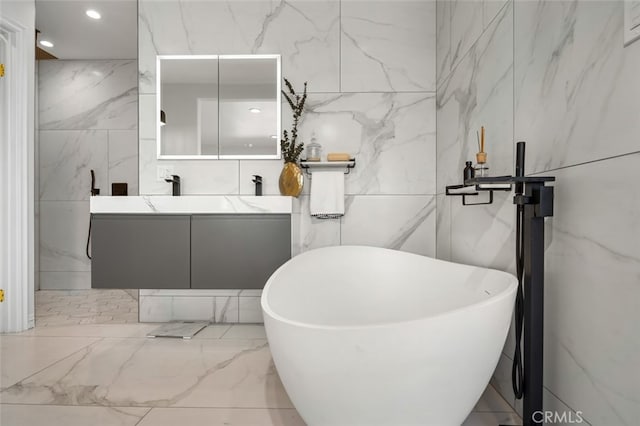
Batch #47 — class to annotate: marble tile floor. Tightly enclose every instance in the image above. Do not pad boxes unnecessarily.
[1,321,521,426]
[35,289,139,326]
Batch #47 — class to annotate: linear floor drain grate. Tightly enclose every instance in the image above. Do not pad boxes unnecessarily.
[146,321,208,339]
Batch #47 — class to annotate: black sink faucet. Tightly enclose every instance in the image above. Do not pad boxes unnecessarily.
[252,175,262,196]
[165,175,181,196]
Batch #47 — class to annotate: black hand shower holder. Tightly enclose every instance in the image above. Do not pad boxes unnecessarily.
[446,142,555,426]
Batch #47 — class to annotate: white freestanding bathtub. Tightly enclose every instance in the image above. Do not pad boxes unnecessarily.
[261,246,517,426]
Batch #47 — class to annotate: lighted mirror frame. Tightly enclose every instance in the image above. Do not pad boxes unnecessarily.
[156,54,282,160]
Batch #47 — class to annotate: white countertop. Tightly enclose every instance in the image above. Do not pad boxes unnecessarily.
[90,195,293,214]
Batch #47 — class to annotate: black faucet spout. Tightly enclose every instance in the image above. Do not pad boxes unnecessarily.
[164,175,181,196]
[252,175,263,196]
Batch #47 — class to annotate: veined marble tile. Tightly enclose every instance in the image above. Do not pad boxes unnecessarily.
[437,2,512,190]
[138,0,340,94]
[17,324,158,338]
[301,92,436,195]
[340,195,436,257]
[123,289,139,302]
[541,154,640,425]
[0,336,100,390]
[39,60,137,130]
[138,94,156,141]
[34,288,139,326]
[472,384,513,413]
[214,297,240,323]
[449,191,516,273]
[139,296,214,322]
[192,325,232,340]
[435,194,452,261]
[291,197,303,214]
[538,387,593,426]
[293,195,341,255]
[341,0,435,92]
[0,338,293,409]
[138,296,239,323]
[291,212,303,257]
[138,138,240,195]
[450,0,484,71]
[39,130,108,201]
[140,289,241,297]
[238,297,264,324]
[138,297,173,323]
[514,0,640,173]
[168,297,215,322]
[462,411,521,426]
[0,405,149,426]
[40,271,91,290]
[108,130,139,196]
[137,407,305,426]
[39,201,91,272]
[238,290,263,297]
[501,313,517,375]
[512,386,590,424]
[483,0,508,30]
[222,325,267,340]
[490,352,516,411]
[436,0,452,87]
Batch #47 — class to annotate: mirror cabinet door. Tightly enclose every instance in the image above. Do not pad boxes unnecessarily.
[159,56,219,157]
[219,56,280,158]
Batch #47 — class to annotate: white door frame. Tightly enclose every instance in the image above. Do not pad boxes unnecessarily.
[0,13,35,332]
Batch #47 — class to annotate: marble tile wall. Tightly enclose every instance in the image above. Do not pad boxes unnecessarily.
[436,1,640,424]
[340,0,436,92]
[139,0,436,255]
[137,0,437,321]
[138,290,264,323]
[38,60,138,290]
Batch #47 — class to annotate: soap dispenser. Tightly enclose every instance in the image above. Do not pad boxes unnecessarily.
[306,132,322,161]
[463,161,475,184]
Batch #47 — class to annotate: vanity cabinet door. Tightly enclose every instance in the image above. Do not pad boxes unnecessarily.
[91,214,191,289]
[191,214,291,289]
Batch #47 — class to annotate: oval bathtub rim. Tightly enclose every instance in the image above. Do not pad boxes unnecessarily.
[261,246,518,332]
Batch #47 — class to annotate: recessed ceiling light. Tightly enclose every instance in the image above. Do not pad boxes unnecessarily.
[39,40,54,48]
[270,135,278,139]
[249,108,261,113]
[86,9,101,20]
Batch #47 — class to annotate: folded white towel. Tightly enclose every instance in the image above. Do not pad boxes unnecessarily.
[310,170,345,219]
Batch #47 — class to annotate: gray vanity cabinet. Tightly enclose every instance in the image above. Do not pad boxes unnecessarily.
[191,214,291,289]
[91,215,191,289]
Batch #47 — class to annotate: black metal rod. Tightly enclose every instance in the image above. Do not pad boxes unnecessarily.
[515,141,525,195]
[522,183,545,426]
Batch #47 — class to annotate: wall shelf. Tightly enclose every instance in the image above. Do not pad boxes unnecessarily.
[445,181,512,205]
[299,159,356,176]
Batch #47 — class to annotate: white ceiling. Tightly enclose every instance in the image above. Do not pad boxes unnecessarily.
[35,0,137,60]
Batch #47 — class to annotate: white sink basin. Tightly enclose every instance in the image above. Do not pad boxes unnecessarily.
[90,195,293,214]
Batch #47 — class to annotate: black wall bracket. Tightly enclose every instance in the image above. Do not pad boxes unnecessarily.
[445,182,512,205]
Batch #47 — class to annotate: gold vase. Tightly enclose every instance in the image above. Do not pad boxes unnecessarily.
[279,162,304,197]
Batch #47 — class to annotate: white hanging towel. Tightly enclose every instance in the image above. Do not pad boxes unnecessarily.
[310,170,345,219]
